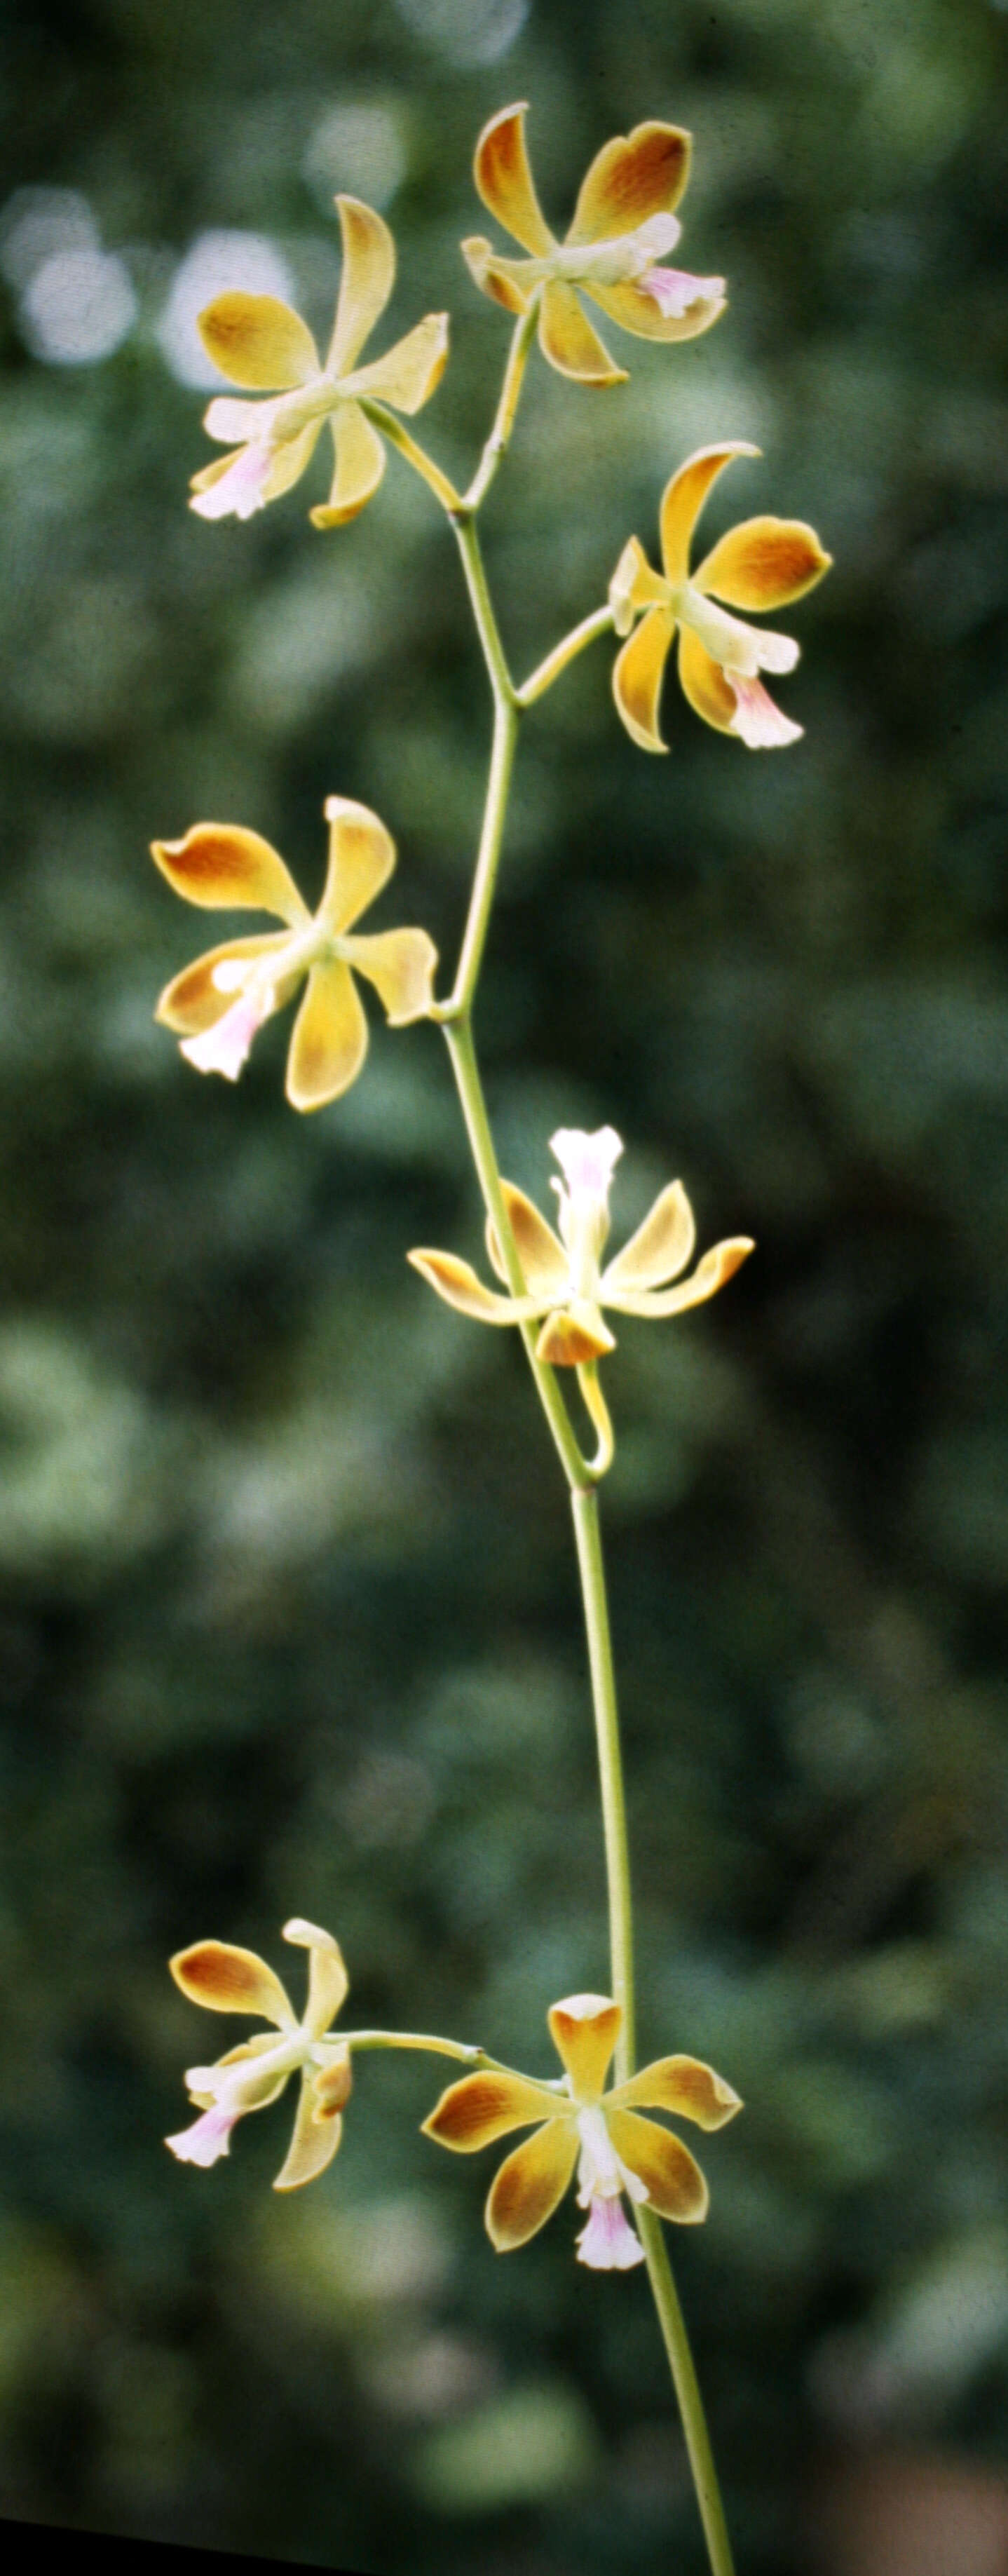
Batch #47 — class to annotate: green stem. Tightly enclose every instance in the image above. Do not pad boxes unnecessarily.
[463,297,540,514]
[357,400,461,513]
[517,604,615,708]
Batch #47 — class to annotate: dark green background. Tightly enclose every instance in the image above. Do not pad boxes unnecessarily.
[1,1,1007,2570]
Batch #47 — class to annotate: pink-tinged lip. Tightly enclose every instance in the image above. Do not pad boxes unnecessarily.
[165,2103,239,2168]
[179,987,273,1080]
[728,672,803,750]
[638,265,724,318]
[575,2190,646,2270]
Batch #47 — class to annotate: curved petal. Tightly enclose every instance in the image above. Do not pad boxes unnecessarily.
[606,2109,709,2221]
[612,608,674,752]
[422,2070,566,2152]
[310,403,385,529]
[328,195,395,375]
[341,927,437,1025]
[538,281,625,386]
[602,1182,695,1298]
[659,442,760,584]
[170,1940,297,2028]
[263,422,323,504]
[676,625,737,733]
[273,2069,344,2192]
[461,237,532,315]
[197,292,320,390]
[285,960,368,1111]
[566,122,691,245]
[155,932,294,1036]
[342,312,449,416]
[150,825,309,926]
[318,796,396,935]
[486,2119,579,2251]
[486,1184,568,1298]
[547,1994,621,2098]
[606,1236,754,1317]
[473,103,554,256]
[536,1303,616,1366]
[608,2054,742,2129]
[608,536,670,637]
[407,1249,540,1327]
[695,515,832,611]
[282,1918,348,2038]
[585,273,725,344]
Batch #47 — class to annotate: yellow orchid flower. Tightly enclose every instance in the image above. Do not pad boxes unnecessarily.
[166,1919,353,2192]
[610,442,833,752]
[189,195,449,525]
[423,1991,740,2269]
[151,797,437,1112]
[462,102,725,386]
[409,1126,752,1367]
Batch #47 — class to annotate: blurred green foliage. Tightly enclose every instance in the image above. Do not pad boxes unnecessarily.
[1,1,1007,2570]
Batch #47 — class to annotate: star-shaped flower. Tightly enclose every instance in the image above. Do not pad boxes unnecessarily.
[152,796,437,1111]
[409,1126,752,1365]
[189,196,449,526]
[166,1919,353,2192]
[462,102,725,386]
[423,1991,740,2269]
[610,442,832,752]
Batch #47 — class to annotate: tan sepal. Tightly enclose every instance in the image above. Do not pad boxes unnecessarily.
[328,194,395,376]
[318,796,396,935]
[313,2049,353,2114]
[285,959,368,1112]
[155,932,294,1036]
[577,1361,614,1477]
[273,2070,343,2192]
[608,536,669,638]
[612,609,675,752]
[606,2108,709,2222]
[676,625,737,734]
[310,403,385,528]
[422,2068,566,2153]
[486,2117,579,2251]
[197,292,320,390]
[535,1303,615,1366]
[341,927,438,1025]
[608,2054,742,2130]
[606,1236,754,1318]
[407,1249,540,1327]
[151,825,310,926]
[485,1183,568,1296]
[585,275,726,346]
[695,515,833,612]
[472,102,554,255]
[538,281,626,386]
[566,121,691,245]
[461,237,531,316]
[263,423,323,503]
[602,1181,695,1296]
[282,1918,348,2038]
[341,312,450,416]
[659,441,760,585]
[170,1940,297,2028]
[547,1993,621,2097]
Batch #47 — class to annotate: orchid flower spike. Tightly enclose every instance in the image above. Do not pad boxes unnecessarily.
[409,1126,753,1366]
[189,196,449,526]
[151,798,437,1111]
[424,1992,740,2269]
[462,102,725,386]
[166,1920,353,2191]
[610,443,832,752]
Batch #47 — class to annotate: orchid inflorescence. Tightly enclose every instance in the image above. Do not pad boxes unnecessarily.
[156,96,831,2568]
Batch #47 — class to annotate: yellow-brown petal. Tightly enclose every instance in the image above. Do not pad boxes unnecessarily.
[547,1993,621,2098]
[422,2068,566,2152]
[318,796,396,935]
[310,403,385,529]
[609,1236,754,1318]
[485,1183,569,1299]
[695,515,833,612]
[659,442,760,585]
[328,194,395,377]
[612,608,675,752]
[282,1918,348,2038]
[341,927,438,1025]
[536,1303,616,1366]
[486,2118,579,2251]
[538,280,625,386]
[273,2068,344,2192]
[342,312,449,416]
[585,276,725,345]
[608,2054,742,2129]
[676,625,737,733]
[407,1249,541,1327]
[261,421,324,503]
[155,932,295,1036]
[601,1181,695,1298]
[285,959,368,1112]
[460,236,532,315]
[566,122,691,245]
[608,536,670,637]
[606,2108,709,2221]
[197,292,320,390]
[151,825,311,926]
[170,1940,297,2028]
[473,102,554,256]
